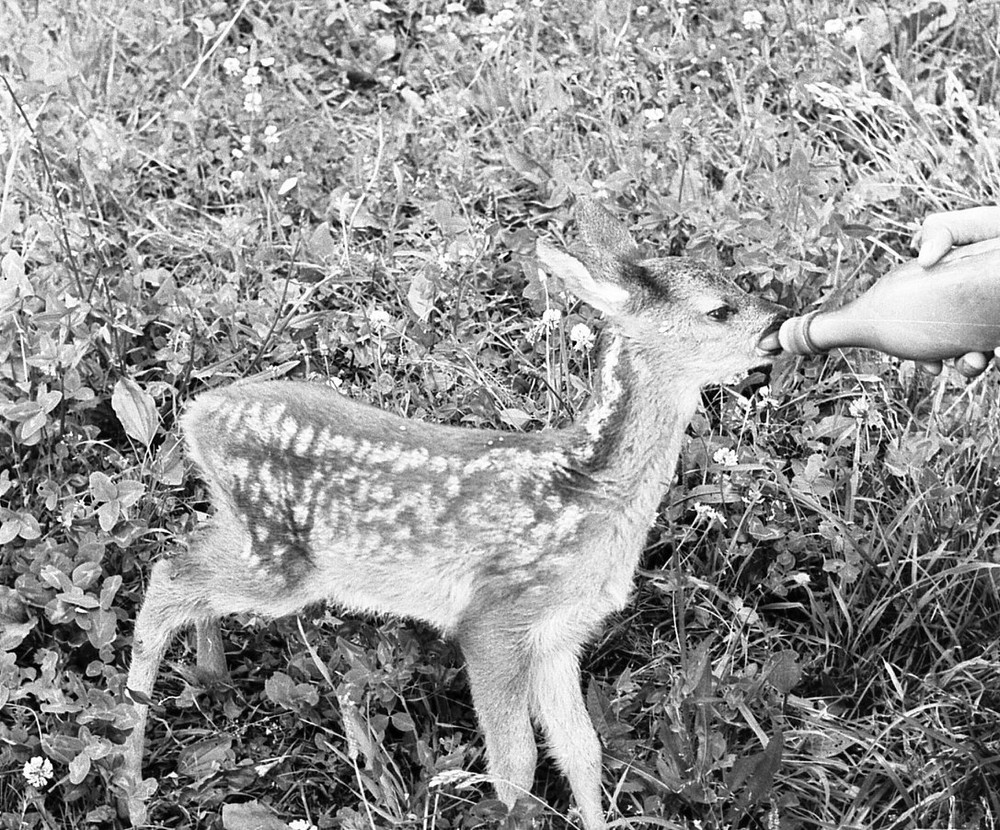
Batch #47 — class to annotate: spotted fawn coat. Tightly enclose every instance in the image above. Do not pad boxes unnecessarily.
[118,201,786,828]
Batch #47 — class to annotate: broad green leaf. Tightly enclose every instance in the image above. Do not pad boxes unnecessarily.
[111,378,159,446]
[89,471,117,502]
[97,501,120,532]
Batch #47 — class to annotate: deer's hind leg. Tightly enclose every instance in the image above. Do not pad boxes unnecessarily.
[457,613,538,815]
[118,527,239,823]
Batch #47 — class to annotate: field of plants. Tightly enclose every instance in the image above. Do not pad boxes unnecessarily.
[1,0,999,828]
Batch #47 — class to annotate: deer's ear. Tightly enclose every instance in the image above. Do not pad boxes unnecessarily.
[536,240,630,316]
[576,199,640,260]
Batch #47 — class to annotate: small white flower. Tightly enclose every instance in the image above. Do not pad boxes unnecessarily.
[693,501,726,527]
[569,322,595,352]
[23,756,53,788]
[259,56,275,68]
[635,5,649,18]
[445,2,466,12]
[742,9,764,30]
[643,107,665,122]
[242,65,262,87]
[241,134,252,147]
[849,396,884,428]
[755,384,779,410]
[230,170,245,185]
[243,90,263,114]
[844,26,865,48]
[848,398,869,420]
[369,307,392,330]
[263,124,279,145]
[223,56,242,76]
[231,147,244,159]
[713,447,739,467]
[824,18,846,35]
[492,8,516,26]
[541,308,562,330]
[288,821,317,830]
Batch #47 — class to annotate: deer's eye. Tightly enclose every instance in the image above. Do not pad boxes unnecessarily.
[707,305,736,322]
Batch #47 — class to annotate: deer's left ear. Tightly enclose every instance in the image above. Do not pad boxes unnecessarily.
[575,199,640,260]
[536,240,630,316]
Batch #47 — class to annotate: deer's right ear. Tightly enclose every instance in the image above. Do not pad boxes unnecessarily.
[536,240,630,316]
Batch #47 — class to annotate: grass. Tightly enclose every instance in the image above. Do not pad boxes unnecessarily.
[1,0,999,828]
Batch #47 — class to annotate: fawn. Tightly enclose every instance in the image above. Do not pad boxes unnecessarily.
[118,201,786,827]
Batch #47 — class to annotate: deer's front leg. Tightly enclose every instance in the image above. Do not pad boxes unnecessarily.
[458,613,537,815]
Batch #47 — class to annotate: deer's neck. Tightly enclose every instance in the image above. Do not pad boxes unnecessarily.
[572,328,701,507]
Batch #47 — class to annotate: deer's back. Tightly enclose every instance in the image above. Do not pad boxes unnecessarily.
[180,381,607,630]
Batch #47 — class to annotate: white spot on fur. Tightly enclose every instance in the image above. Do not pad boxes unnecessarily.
[295,424,315,456]
[261,404,287,434]
[581,335,623,459]
[229,457,249,484]
[279,416,298,450]
[393,447,430,473]
[293,501,310,525]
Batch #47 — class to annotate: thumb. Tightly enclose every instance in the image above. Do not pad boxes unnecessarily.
[916,228,954,268]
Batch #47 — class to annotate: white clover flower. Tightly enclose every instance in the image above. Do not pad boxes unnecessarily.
[231,147,244,159]
[713,447,739,467]
[259,56,275,68]
[445,1,465,12]
[742,9,765,30]
[230,170,245,185]
[223,56,242,76]
[492,8,516,26]
[242,65,262,87]
[693,501,726,527]
[849,396,884,428]
[755,384,779,410]
[541,308,562,330]
[369,307,392,330]
[643,107,665,122]
[243,90,263,114]
[23,756,53,788]
[824,18,846,35]
[263,124,279,145]
[848,398,869,420]
[844,26,865,48]
[569,322,595,352]
[288,821,317,830]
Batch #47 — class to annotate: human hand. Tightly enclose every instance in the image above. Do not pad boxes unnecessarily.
[913,206,1000,267]
[912,206,1000,376]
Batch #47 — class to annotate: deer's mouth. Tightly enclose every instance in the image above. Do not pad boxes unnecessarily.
[756,317,787,357]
